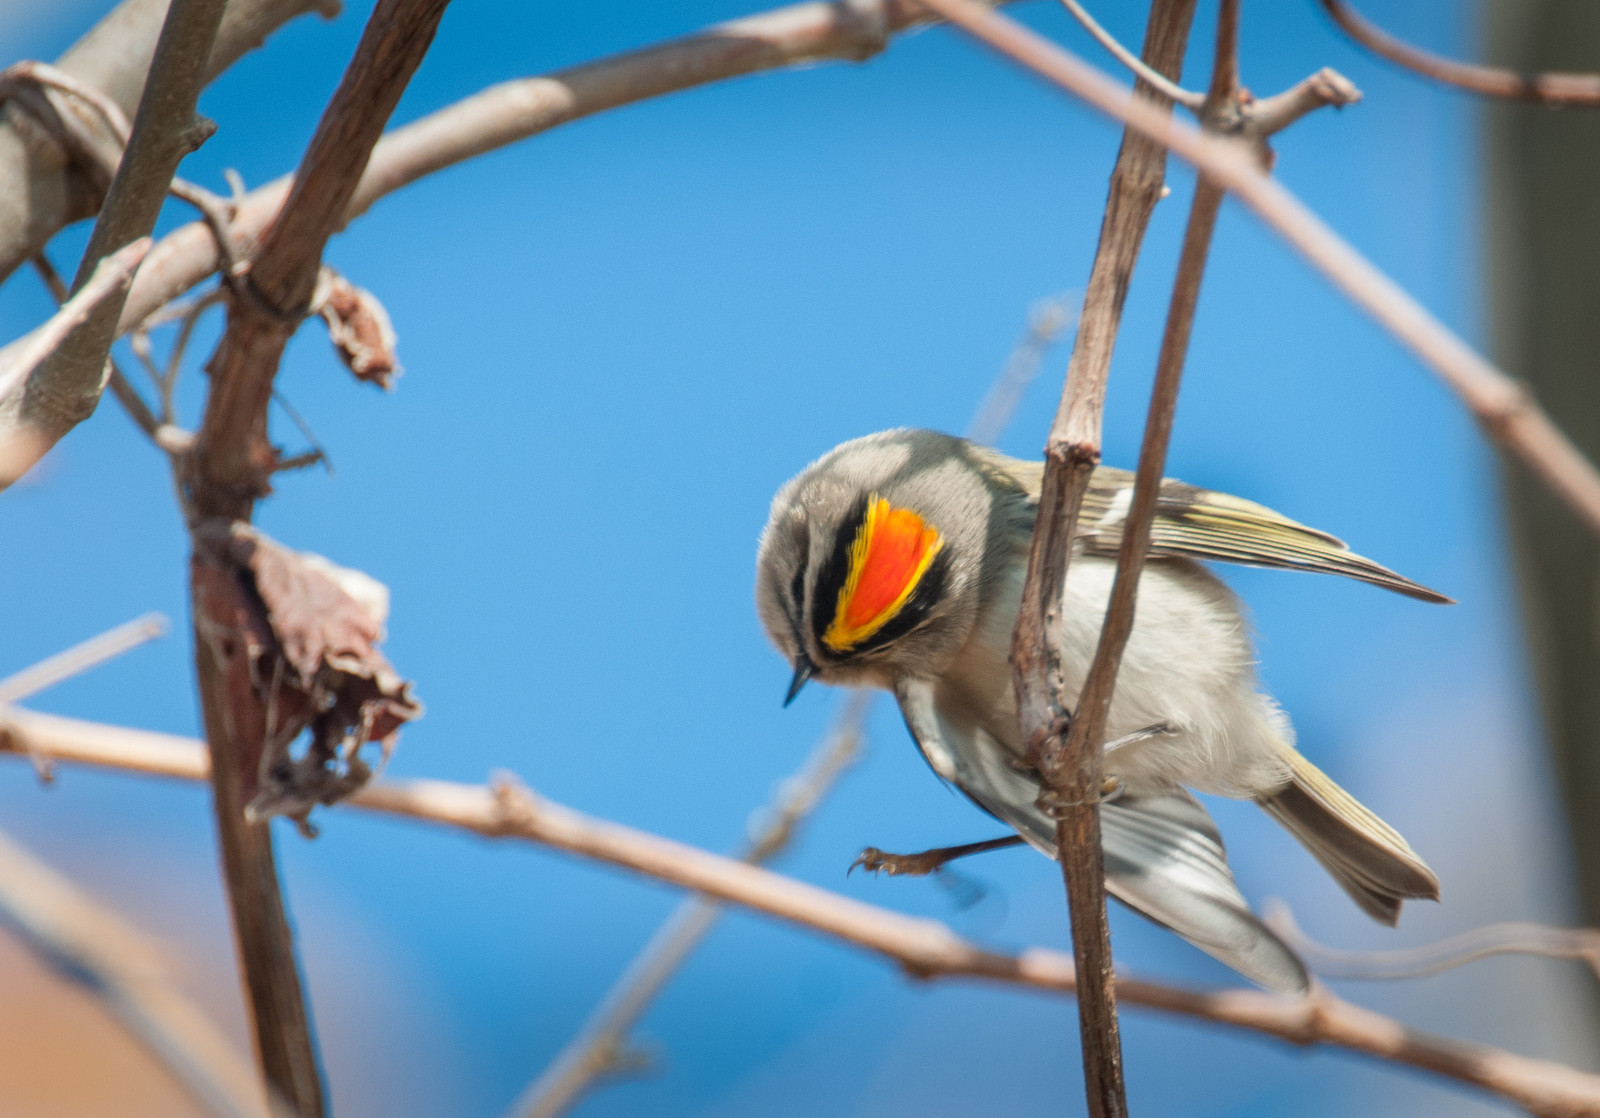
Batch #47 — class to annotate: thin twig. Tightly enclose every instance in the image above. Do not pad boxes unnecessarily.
[1316,0,1600,105]
[506,693,871,1118]
[4,712,1600,1117]
[0,825,276,1118]
[1056,0,1202,110]
[964,294,1075,445]
[1264,900,1600,984]
[0,612,169,783]
[1007,3,1198,1113]
[911,0,1600,537]
[0,613,169,707]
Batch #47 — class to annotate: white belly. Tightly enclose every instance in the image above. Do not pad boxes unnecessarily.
[935,554,1293,799]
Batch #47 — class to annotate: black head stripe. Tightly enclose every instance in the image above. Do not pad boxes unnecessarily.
[810,493,870,661]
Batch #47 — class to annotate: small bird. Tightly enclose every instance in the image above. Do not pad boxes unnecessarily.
[755,429,1444,994]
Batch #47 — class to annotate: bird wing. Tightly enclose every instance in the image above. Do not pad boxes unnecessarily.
[894,678,1310,995]
[989,453,1449,604]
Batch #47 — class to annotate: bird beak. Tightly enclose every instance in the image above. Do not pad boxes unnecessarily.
[783,654,816,707]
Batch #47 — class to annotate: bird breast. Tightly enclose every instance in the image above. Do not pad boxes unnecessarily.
[931,554,1295,799]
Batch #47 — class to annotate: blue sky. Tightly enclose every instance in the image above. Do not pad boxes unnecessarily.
[1,1,1595,1115]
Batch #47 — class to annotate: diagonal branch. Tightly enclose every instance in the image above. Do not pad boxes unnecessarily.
[0,0,338,286]
[1005,2,1198,1113]
[0,825,277,1118]
[4,710,1600,1118]
[1316,0,1600,105]
[912,0,1600,538]
[115,0,1013,342]
[0,0,228,490]
[0,238,150,481]
[506,693,870,1118]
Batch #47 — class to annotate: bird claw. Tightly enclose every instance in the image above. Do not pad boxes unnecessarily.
[850,846,943,877]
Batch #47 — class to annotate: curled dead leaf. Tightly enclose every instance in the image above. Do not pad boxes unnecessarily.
[311,266,400,388]
[192,521,421,829]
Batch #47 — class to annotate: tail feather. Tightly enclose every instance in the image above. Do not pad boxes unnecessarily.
[1258,749,1438,927]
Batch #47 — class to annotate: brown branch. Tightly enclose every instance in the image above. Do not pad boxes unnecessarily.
[0,0,338,285]
[0,0,227,490]
[1317,0,1600,105]
[911,0,1600,537]
[4,711,1600,1118]
[1004,3,1198,1113]
[506,693,871,1118]
[115,0,1005,341]
[32,251,165,442]
[0,825,276,1118]
[179,2,452,1113]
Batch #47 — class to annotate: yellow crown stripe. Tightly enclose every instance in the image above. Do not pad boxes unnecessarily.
[823,496,943,653]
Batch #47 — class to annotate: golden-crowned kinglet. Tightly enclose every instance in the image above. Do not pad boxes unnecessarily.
[756,429,1444,994]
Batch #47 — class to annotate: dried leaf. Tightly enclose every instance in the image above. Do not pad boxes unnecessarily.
[312,266,400,388]
[193,521,421,828]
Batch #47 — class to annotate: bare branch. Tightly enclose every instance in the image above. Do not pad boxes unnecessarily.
[116,0,1011,341]
[1316,0,1600,105]
[1056,0,1202,110]
[1264,901,1600,984]
[0,238,150,482]
[912,0,1600,538]
[1005,3,1199,1112]
[0,0,338,285]
[0,825,275,1118]
[507,693,870,1118]
[5,711,1600,1117]
[964,294,1075,445]
[0,612,168,706]
[0,0,228,492]
[178,1,450,1111]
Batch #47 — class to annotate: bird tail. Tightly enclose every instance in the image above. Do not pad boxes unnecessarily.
[1256,748,1439,926]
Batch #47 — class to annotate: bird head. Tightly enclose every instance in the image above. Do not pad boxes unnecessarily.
[755,429,1031,703]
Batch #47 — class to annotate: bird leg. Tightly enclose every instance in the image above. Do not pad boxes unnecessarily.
[850,835,1026,877]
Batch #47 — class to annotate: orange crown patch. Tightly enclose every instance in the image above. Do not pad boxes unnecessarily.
[823,496,943,653]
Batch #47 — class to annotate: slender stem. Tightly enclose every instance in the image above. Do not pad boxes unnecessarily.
[5,713,1600,1118]
[1005,2,1198,1113]
[1056,0,1203,109]
[1317,0,1600,105]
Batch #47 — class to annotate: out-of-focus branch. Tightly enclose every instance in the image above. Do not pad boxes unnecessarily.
[0,0,228,490]
[0,613,169,707]
[506,693,871,1118]
[4,711,1600,1118]
[1005,3,1198,1113]
[964,295,1074,445]
[912,0,1600,539]
[0,0,339,285]
[1265,901,1600,984]
[1316,0,1600,105]
[0,825,274,1118]
[179,2,451,1114]
[117,0,1015,340]
[0,239,150,481]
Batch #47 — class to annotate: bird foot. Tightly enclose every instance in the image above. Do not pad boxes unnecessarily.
[849,835,1026,877]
